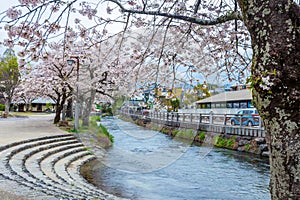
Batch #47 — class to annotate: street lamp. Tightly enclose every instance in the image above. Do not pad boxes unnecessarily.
[67,56,80,131]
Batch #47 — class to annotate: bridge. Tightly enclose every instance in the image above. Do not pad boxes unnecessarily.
[119,108,265,138]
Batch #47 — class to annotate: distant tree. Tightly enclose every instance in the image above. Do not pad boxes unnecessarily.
[0,49,19,117]
[193,81,211,101]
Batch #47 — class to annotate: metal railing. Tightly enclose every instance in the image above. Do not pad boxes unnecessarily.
[121,108,263,128]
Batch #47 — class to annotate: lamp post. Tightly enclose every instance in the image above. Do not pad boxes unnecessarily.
[67,56,80,131]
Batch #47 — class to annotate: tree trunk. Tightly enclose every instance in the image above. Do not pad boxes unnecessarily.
[54,103,62,124]
[4,98,10,118]
[53,92,67,124]
[25,103,30,112]
[66,98,73,118]
[238,1,300,199]
[82,90,96,127]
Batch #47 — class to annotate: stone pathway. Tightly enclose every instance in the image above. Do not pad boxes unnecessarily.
[0,114,122,200]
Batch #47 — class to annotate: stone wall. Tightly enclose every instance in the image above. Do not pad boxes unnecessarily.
[214,134,269,157]
[120,114,270,158]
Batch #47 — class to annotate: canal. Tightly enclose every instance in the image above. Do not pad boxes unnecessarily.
[83,117,270,200]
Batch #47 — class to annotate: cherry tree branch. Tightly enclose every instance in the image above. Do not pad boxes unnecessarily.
[107,0,243,25]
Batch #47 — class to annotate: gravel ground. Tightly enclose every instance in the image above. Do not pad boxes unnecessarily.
[0,190,29,200]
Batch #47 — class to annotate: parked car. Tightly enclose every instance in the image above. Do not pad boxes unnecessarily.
[230,109,260,126]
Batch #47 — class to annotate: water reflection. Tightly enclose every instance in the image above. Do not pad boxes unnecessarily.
[83,117,270,200]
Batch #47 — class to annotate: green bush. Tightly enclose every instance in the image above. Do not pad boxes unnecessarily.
[172,129,179,136]
[226,139,234,148]
[245,143,250,151]
[214,136,226,147]
[199,132,206,142]
[161,127,167,134]
[99,124,114,143]
[90,115,101,126]
[0,104,5,111]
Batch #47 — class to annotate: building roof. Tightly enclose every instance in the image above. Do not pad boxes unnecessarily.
[32,98,56,104]
[195,89,252,104]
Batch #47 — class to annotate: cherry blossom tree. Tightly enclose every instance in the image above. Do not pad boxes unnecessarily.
[17,48,76,123]
[0,0,299,199]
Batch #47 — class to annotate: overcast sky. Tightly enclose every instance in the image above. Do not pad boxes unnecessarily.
[0,0,19,54]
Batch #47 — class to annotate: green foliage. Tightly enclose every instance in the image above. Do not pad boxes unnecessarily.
[170,98,180,111]
[45,102,52,109]
[193,82,211,100]
[112,95,126,114]
[0,49,19,111]
[102,106,113,116]
[245,143,250,151]
[99,124,114,143]
[0,49,19,83]
[175,129,194,140]
[214,135,237,149]
[161,127,167,134]
[83,147,94,155]
[172,129,179,136]
[214,136,226,147]
[68,129,77,133]
[199,131,206,142]
[0,104,4,111]
[152,125,160,131]
[90,115,101,125]
[226,138,234,148]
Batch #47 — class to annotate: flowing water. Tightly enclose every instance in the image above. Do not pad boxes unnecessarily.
[83,117,270,200]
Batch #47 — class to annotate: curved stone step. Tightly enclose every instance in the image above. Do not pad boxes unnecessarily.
[10,142,85,198]
[0,134,125,199]
[39,145,104,198]
[0,135,78,198]
[0,134,77,152]
[1,137,84,198]
[66,154,119,200]
[53,151,101,197]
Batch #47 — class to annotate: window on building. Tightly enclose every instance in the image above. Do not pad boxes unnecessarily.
[233,102,240,108]
[240,102,247,108]
[226,102,233,108]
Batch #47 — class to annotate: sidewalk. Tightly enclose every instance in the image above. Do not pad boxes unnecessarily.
[0,113,68,146]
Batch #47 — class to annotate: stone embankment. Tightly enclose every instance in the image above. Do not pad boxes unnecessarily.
[131,116,270,157]
[214,134,269,157]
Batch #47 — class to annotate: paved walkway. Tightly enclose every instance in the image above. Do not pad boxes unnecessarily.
[0,113,67,146]
[0,113,68,199]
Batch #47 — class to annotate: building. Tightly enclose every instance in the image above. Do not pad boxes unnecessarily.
[178,89,255,114]
[15,98,56,112]
[195,89,254,109]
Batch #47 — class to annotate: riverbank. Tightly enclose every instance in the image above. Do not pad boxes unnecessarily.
[119,115,270,158]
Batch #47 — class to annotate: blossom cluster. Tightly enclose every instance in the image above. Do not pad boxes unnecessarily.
[6,8,22,20]
[78,3,97,20]
[259,76,274,90]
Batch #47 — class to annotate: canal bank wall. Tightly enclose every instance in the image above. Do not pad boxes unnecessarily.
[119,113,270,158]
